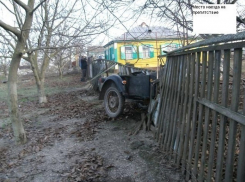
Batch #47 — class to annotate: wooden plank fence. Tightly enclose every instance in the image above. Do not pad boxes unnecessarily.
[156,32,245,182]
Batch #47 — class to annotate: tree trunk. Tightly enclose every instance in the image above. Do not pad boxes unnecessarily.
[8,47,27,144]
[37,79,47,103]
[59,73,63,80]
[59,67,63,79]
[30,57,47,104]
[6,0,35,144]
[3,65,8,78]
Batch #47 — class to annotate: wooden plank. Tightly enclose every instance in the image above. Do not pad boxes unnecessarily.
[168,57,181,153]
[154,70,165,137]
[215,49,230,182]
[182,52,195,177]
[186,52,200,181]
[164,58,179,151]
[155,83,165,139]
[237,90,245,182]
[197,98,245,125]
[177,54,191,167]
[162,59,176,150]
[156,59,170,141]
[174,56,187,163]
[158,60,172,144]
[158,58,173,145]
[207,50,221,182]
[225,48,242,182]
[161,59,175,148]
[147,79,154,131]
[170,56,184,157]
[159,41,245,57]
[193,51,207,178]
[166,57,180,152]
[186,52,201,181]
[199,50,214,182]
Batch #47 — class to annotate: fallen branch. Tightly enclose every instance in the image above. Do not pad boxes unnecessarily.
[147,99,159,131]
[133,112,147,135]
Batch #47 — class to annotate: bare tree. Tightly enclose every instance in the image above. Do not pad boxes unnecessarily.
[0,49,11,78]
[23,0,114,103]
[52,48,73,79]
[0,0,117,144]
[0,0,46,144]
[0,28,15,78]
[0,58,10,78]
[23,0,81,103]
[102,0,245,45]
[141,0,245,40]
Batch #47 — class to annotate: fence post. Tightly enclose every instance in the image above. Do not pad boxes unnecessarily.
[215,49,230,182]
[166,57,180,153]
[182,53,195,176]
[237,91,245,182]
[177,54,190,168]
[164,58,178,152]
[207,50,221,182]
[224,48,242,182]
[199,50,214,182]
[156,59,170,142]
[193,51,207,179]
[186,51,200,181]
[159,58,175,149]
[169,56,184,157]
[174,56,187,163]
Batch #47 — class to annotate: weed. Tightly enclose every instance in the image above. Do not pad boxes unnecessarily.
[0,83,8,102]
[0,118,11,129]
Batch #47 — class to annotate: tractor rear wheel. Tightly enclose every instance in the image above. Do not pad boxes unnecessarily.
[104,86,125,118]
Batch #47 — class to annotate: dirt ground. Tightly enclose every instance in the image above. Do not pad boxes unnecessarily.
[0,73,184,182]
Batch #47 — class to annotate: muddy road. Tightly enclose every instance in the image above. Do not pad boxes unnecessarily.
[0,74,184,182]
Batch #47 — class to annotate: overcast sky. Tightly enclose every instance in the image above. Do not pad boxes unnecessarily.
[0,0,244,46]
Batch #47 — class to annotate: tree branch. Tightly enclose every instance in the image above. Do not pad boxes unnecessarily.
[0,1,15,15]
[31,0,47,14]
[237,16,245,25]
[24,45,81,54]
[6,30,18,43]
[13,2,24,30]
[53,1,78,31]
[231,0,238,4]
[0,32,15,49]
[0,56,12,59]
[201,0,214,4]
[0,20,21,37]
[13,0,31,12]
